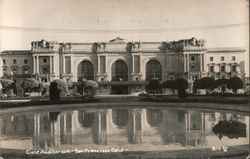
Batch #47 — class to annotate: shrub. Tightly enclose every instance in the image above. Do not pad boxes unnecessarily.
[83,80,99,95]
[228,77,243,94]
[49,81,60,100]
[174,78,188,98]
[52,79,68,95]
[74,80,98,95]
[216,78,229,93]
[39,82,49,96]
[193,79,200,94]
[162,80,176,94]
[0,79,14,88]
[0,79,15,97]
[147,79,161,94]
[22,78,39,93]
[198,77,216,94]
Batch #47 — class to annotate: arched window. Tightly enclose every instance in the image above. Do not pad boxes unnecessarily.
[111,60,128,81]
[77,61,94,81]
[146,60,162,80]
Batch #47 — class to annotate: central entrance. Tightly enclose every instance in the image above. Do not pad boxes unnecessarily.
[111,60,129,94]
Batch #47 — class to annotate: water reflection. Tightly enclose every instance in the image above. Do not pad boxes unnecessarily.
[0,107,249,150]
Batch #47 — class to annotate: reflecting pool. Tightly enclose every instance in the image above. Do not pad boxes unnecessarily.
[0,106,249,151]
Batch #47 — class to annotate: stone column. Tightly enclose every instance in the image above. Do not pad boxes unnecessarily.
[132,55,134,73]
[184,54,187,72]
[200,54,203,71]
[50,56,52,73]
[202,54,204,71]
[104,56,106,73]
[62,55,65,74]
[52,56,54,73]
[33,56,36,73]
[186,54,190,80]
[36,56,39,73]
[70,56,72,73]
[97,55,100,73]
[186,54,189,73]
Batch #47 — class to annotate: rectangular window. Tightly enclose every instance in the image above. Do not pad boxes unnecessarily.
[100,56,106,73]
[43,58,47,63]
[65,56,70,74]
[232,56,236,61]
[43,68,48,74]
[134,55,140,73]
[210,57,213,61]
[13,59,16,64]
[24,69,29,74]
[232,66,237,72]
[221,65,225,72]
[3,59,6,64]
[24,59,28,64]
[190,65,195,71]
[221,56,224,61]
[209,66,214,72]
[191,56,195,61]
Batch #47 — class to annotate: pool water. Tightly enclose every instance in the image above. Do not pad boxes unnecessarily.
[0,106,249,152]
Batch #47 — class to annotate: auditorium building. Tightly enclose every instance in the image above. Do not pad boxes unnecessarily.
[1,37,247,94]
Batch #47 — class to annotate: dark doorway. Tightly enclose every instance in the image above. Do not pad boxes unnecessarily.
[111,85,129,94]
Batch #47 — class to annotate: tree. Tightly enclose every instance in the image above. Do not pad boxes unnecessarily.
[0,79,15,97]
[193,79,200,94]
[83,80,99,95]
[39,82,49,96]
[228,77,243,94]
[174,78,188,98]
[216,78,229,93]
[49,81,60,100]
[52,79,68,96]
[147,79,161,94]
[22,78,39,93]
[32,73,40,81]
[162,80,176,95]
[0,79,14,88]
[198,77,217,94]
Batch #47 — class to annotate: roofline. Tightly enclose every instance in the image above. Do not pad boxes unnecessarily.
[207,47,246,52]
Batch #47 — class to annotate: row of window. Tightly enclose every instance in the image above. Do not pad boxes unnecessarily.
[209,65,237,72]
[209,56,236,62]
[3,67,49,74]
[3,59,29,65]
[2,58,48,65]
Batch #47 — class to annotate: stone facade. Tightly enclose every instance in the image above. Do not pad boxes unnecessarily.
[1,37,247,94]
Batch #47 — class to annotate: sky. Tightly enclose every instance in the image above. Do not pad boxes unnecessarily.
[0,0,249,51]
